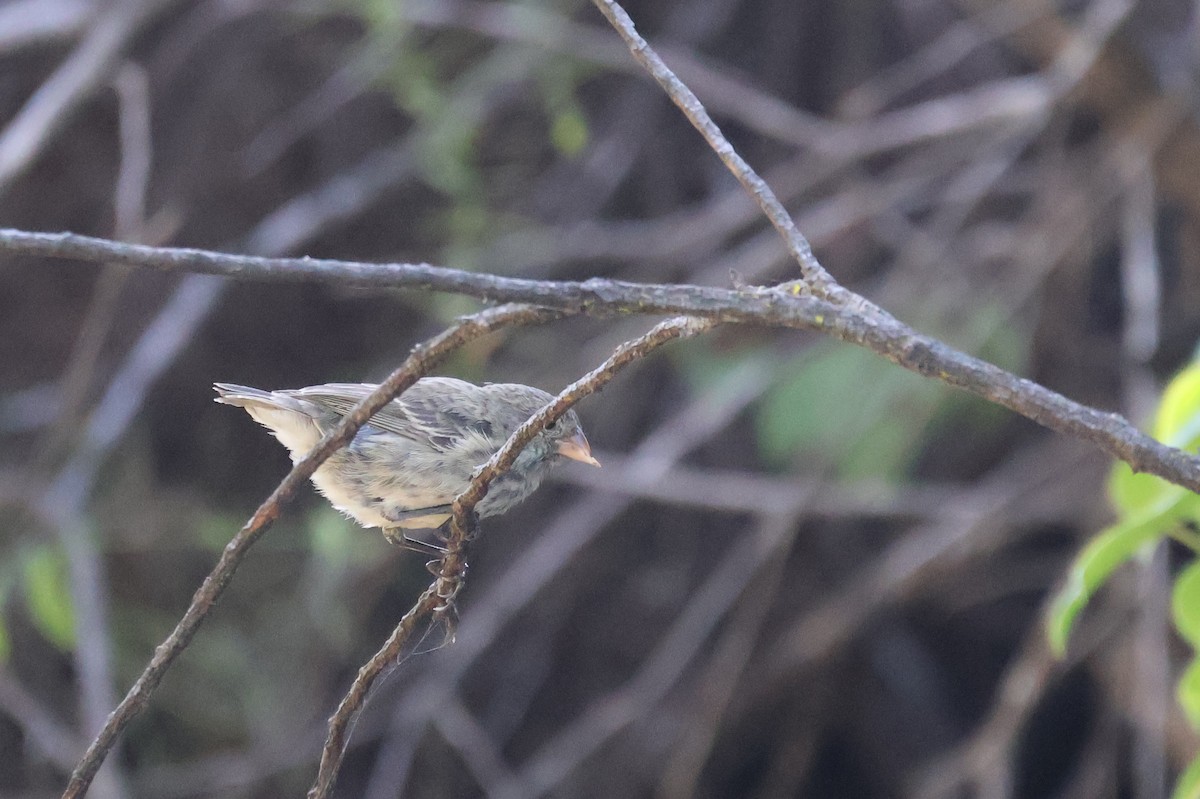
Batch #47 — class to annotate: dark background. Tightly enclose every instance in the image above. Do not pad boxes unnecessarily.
[3,0,1200,796]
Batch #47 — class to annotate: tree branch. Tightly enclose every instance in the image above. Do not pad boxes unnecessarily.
[306,315,714,799]
[5,227,1199,497]
[305,583,444,799]
[11,1,1198,795]
[585,0,844,302]
[60,303,562,799]
[451,316,716,529]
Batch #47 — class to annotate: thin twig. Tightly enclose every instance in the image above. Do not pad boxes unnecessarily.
[440,315,714,603]
[61,303,560,799]
[306,315,714,799]
[57,93,543,797]
[9,2,1195,794]
[31,61,158,799]
[586,0,842,301]
[452,316,715,530]
[361,360,771,799]
[305,584,444,799]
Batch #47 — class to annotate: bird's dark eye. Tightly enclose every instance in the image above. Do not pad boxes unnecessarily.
[546,417,562,433]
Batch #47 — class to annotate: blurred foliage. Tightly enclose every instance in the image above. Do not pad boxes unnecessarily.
[1175,562,1200,729]
[355,0,593,271]
[539,62,593,158]
[755,343,941,478]
[1176,754,1200,799]
[678,302,1025,481]
[21,545,76,652]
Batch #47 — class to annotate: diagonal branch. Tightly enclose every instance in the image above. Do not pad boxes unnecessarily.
[60,303,562,799]
[585,0,844,303]
[306,315,714,799]
[305,584,444,799]
[451,315,715,529]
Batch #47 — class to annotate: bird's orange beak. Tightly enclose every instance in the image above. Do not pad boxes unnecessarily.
[557,430,601,467]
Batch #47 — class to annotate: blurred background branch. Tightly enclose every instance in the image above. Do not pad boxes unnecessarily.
[3,0,1200,797]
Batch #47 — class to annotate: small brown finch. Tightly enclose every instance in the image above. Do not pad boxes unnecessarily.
[214,378,599,550]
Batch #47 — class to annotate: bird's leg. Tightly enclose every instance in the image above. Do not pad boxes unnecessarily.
[380,503,458,556]
[384,504,454,523]
[405,535,449,557]
[381,526,448,557]
[439,514,480,543]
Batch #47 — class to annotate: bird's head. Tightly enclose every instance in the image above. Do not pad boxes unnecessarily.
[487,384,600,469]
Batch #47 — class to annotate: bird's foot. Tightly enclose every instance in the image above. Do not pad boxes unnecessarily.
[382,527,449,557]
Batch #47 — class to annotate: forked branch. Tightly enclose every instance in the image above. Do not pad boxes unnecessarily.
[20,0,1200,796]
[6,228,1199,496]
[60,304,562,799]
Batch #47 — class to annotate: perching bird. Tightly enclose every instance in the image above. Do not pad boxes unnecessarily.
[214,378,598,549]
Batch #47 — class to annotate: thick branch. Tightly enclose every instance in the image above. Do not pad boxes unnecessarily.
[6,227,1200,496]
[61,303,561,799]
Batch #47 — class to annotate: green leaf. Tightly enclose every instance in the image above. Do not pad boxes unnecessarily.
[1178,659,1200,732]
[0,619,10,663]
[21,546,76,651]
[1173,561,1200,731]
[1112,363,1200,515]
[1175,561,1200,648]
[1052,359,1200,655]
[1154,363,1200,447]
[1047,491,1189,655]
[1174,754,1200,799]
[1051,359,1200,794]
[1109,461,1177,516]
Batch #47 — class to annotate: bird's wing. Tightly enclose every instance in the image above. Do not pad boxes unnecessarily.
[287,380,484,452]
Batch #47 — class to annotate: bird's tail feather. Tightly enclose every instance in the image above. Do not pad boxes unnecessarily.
[214,383,289,409]
[213,383,324,455]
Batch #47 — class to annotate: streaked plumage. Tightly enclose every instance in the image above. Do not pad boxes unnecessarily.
[214,378,598,534]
